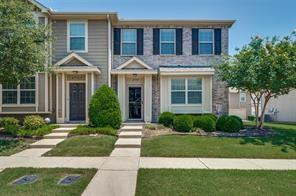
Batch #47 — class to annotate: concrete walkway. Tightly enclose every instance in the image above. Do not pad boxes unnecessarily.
[82,125,143,196]
[12,124,77,157]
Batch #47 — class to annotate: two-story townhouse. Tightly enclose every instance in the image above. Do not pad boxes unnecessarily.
[0,0,235,124]
[111,20,234,122]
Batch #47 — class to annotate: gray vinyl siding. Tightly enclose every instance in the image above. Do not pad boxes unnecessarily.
[52,20,108,85]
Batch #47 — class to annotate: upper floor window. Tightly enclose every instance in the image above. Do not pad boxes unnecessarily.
[2,77,36,105]
[68,21,88,52]
[171,78,202,104]
[240,92,246,102]
[199,29,214,55]
[160,29,175,55]
[121,29,137,56]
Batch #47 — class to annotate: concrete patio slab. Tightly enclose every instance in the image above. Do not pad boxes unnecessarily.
[43,132,69,139]
[61,157,108,168]
[101,157,139,171]
[115,138,141,148]
[11,148,52,157]
[29,139,65,148]
[82,170,138,196]
[110,148,141,157]
[140,158,207,169]
[199,158,262,170]
[247,159,296,170]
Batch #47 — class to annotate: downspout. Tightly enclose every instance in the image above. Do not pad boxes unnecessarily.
[107,14,112,87]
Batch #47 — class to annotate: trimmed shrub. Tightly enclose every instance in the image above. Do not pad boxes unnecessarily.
[193,116,216,132]
[17,125,58,137]
[247,115,256,121]
[216,115,241,133]
[70,125,117,136]
[173,115,193,132]
[0,117,19,136]
[158,112,175,127]
[203,113,218,122]
[230,115,244,128]
[23,115,45,130]
[89,84,122,129]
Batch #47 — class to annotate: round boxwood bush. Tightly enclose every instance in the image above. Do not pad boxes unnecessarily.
[89,84,122,129]
[24,115,45,130]
[158,112,175,127]
[173,115,193,132]
[230,115,243,128]
[0,117,20,136]
[202,113,218,122]
[193,116,216,132]
[216,115,241,133]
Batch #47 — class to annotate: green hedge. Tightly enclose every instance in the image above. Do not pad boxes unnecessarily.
[216,115,241,133]
[230,115,244,129]
[23,115,45,130]
[0,117,19,136]
[70,125,117,136]
[173,115,193,132]
[158,112,175,127]
[193,116,216,132]
[17,125,58,137]
[89,84,122,129]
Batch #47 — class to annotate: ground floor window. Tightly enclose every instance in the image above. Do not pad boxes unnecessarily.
[171,77,202,104]
[2,77,36,104]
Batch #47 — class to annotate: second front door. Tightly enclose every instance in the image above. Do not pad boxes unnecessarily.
[128,87,142,120]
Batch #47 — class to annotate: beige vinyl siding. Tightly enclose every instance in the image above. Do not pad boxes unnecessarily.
[2,107,36,113]
[160,75,212,114]
[229,92,252,119]
[52,20,108,85]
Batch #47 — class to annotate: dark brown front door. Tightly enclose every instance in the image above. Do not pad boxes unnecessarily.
[70,83,86,121]
[129,87,142,119]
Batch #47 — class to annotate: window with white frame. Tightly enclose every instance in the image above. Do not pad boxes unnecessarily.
[199,29,214,55]
[2,77,36,105]
[121,29,137,56]
[171,78,202,104]
[68,21,87,52]
[240,92,246,102]
[160,29,175,55]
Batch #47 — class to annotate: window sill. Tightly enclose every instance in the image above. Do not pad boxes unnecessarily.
[67,50,88,54]
[2,104,36,107]
[170,104,202,106]
[159,54,176,57]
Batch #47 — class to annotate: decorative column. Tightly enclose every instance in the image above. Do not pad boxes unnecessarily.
[144,75,152,122]
[117,75,126,121]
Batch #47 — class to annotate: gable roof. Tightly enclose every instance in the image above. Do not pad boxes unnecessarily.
[116,57,153,70]
[29,0,50,13]
[54,53,94,67]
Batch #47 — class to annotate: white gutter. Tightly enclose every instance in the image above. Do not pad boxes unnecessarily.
[107,14,112,87]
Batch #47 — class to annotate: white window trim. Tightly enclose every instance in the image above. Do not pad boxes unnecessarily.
[121,28,137,56]
[170,77,203,105]
[2,77,36,106]
[67,20,88,53]
[199,29,214,55]
[240,92,247,102]
[160,29,176,55]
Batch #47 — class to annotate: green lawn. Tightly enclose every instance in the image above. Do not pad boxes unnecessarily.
[0,140,30,156]
[141,122,296,158]
[0,168,96,196]
[44,135,117,156]
[136,169,296,196]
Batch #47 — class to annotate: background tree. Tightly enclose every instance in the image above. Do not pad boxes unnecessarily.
[217,33,296,129]
[0,0,51,84]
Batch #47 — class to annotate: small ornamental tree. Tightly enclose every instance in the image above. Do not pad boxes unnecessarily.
[0,0,51,84]
[217,33,296,129]
[89,84,122,129]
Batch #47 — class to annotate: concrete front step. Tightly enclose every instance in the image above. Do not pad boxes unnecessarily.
[43,132,69,139]
[52,127,75,133]
[118,131,142,138]
[57,124,80,128]
[115,138,141,148]
[120,126,143,132]
[29,139,65,148]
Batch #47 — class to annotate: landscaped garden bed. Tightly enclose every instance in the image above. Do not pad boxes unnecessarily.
[44,135,117,156]
[0,139,33,156]
[141,112,296,158]
[0,168,97,196]
[136,169,296,196]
